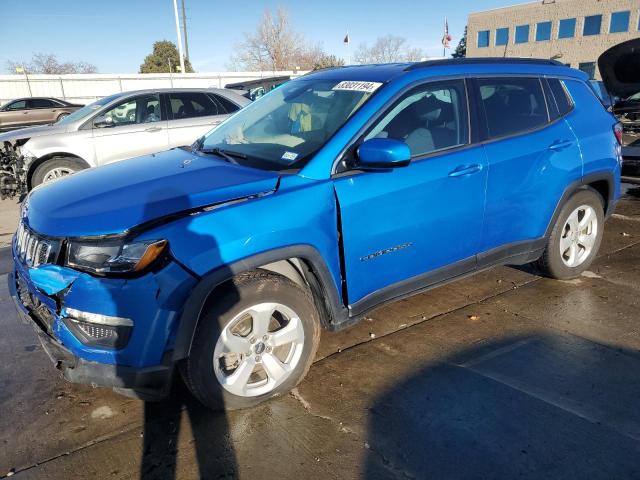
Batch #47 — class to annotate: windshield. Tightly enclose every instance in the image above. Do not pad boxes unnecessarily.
[200,79,381,170]
[56,93,122,125]
[628,91,640,101]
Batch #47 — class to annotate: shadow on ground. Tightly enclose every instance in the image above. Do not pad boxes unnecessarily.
[363,333,640,479]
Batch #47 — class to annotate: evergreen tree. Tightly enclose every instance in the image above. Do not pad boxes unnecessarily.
[140,40,194,73]
[452,27,467,58]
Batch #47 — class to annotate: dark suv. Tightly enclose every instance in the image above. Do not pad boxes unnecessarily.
[9,59,622,410]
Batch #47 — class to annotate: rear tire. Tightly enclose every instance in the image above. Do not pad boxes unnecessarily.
[182,270,320,411]
[31,157,87,188]
[56,113,69,122]
[534,189,604,279]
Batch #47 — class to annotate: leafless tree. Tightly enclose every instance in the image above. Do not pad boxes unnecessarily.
[354,35,428,64]
[229,8,332,71]
[7,53,98,74]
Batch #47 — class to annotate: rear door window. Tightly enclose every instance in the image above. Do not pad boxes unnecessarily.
[477,77,549,139]
[30,98,56,108]
[168,92,219,120]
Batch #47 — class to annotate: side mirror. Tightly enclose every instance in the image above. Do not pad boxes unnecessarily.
[93,115,114,128]
[356,138,411,169]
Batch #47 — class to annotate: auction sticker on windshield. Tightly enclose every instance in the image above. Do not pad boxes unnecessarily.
[332,81,383,93]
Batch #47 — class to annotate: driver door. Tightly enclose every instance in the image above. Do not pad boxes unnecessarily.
[91,93,169,166]
[333,79,487,307]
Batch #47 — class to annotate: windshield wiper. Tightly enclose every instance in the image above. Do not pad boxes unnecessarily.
[198,147,247,165]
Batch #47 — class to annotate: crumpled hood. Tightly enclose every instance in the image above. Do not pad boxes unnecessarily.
[0,123,69,143]
[598,38,640,99]
[25,148,280,237]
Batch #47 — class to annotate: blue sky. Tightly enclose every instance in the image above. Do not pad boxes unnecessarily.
[0,0,528,73]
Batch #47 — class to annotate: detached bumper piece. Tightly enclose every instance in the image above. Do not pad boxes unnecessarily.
[7,271,173,392]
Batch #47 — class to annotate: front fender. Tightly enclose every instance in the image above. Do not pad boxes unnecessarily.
[27,131,96,167]
[135,176,345,358]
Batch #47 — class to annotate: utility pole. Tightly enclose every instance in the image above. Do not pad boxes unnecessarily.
[172,0,186,74]
[181,0,190,62]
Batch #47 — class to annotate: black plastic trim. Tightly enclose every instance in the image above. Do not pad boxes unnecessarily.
[349,257,475,318]
[406,58,564,71]
[544,171,616,237]
[348,238,546,319]
[172,245,347,360]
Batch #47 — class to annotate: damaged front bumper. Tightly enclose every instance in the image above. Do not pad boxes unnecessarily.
[8,244,198,394]
[0,140,30,200]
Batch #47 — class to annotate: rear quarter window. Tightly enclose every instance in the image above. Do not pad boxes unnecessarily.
[477,77,549,139]
[211,94,241,114]
[548,79,574,116]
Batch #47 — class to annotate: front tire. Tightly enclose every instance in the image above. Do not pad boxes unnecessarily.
[182,271,321,411]
[535,189,604,279]
[31,157,87,188]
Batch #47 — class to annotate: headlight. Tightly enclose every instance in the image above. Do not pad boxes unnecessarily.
[66,239,167,274]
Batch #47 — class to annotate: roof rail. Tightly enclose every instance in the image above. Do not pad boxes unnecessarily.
[405,57,564,71]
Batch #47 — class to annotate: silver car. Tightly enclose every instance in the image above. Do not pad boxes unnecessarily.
[0,88,249,198]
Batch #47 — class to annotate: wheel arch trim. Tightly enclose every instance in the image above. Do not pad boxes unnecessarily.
[544,171,616,238]
[172,245,347,361]
[28,153,90,188]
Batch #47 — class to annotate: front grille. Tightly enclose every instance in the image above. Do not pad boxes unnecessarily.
[15,222,61,267]
[16,271,55,332]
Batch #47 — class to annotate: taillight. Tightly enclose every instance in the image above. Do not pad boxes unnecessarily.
[613,122,623,145]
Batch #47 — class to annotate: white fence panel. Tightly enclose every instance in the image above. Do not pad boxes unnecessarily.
[0,71,307,105]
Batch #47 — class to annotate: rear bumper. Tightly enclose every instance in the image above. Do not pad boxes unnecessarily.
[7,270,174,392]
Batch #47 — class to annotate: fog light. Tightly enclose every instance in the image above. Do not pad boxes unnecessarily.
[63,307,133,349]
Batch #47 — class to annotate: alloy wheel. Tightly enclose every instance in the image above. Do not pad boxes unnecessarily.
[559,204,598,268]
[213,302,305,397]
[42,167,75,184]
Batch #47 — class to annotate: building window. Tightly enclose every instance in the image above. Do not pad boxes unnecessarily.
[578,62,596,79]
[610,11,630,33]
[495,27,509,46]
[478,30,490,48]
[515,24,530,44]
[536,21,552,41]
[558,18,576,38]
[583,15,602,36]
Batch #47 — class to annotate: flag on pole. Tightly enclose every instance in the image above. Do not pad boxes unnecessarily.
[344,33,350,44]
[442,17,452,49]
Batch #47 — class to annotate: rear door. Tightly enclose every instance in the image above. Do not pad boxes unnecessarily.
[473,76,582,258]
[333,79,488,306]
[29,98,58,124]
[165,91,229,147]
[91,93,169,165]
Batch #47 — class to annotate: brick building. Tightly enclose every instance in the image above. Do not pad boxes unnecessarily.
[467,0,640,79]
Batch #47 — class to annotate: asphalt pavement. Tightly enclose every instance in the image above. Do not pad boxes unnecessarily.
[1,186,640,479]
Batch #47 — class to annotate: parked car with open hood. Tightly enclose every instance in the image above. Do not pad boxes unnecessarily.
[0,97,83,131]
[599,38,640,171]
[9,59,622,410]
[0,88,249,198]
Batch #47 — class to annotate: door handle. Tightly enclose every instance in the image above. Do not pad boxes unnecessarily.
[548,140,573,151]
[210,121,221,126]
[23,111,29,114]
[449,164,482,177]
[145,126,162,132]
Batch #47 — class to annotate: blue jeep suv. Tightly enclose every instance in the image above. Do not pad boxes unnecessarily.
[9,59,622,410]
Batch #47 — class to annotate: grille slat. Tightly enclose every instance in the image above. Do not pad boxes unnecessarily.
[14,222,60,267]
